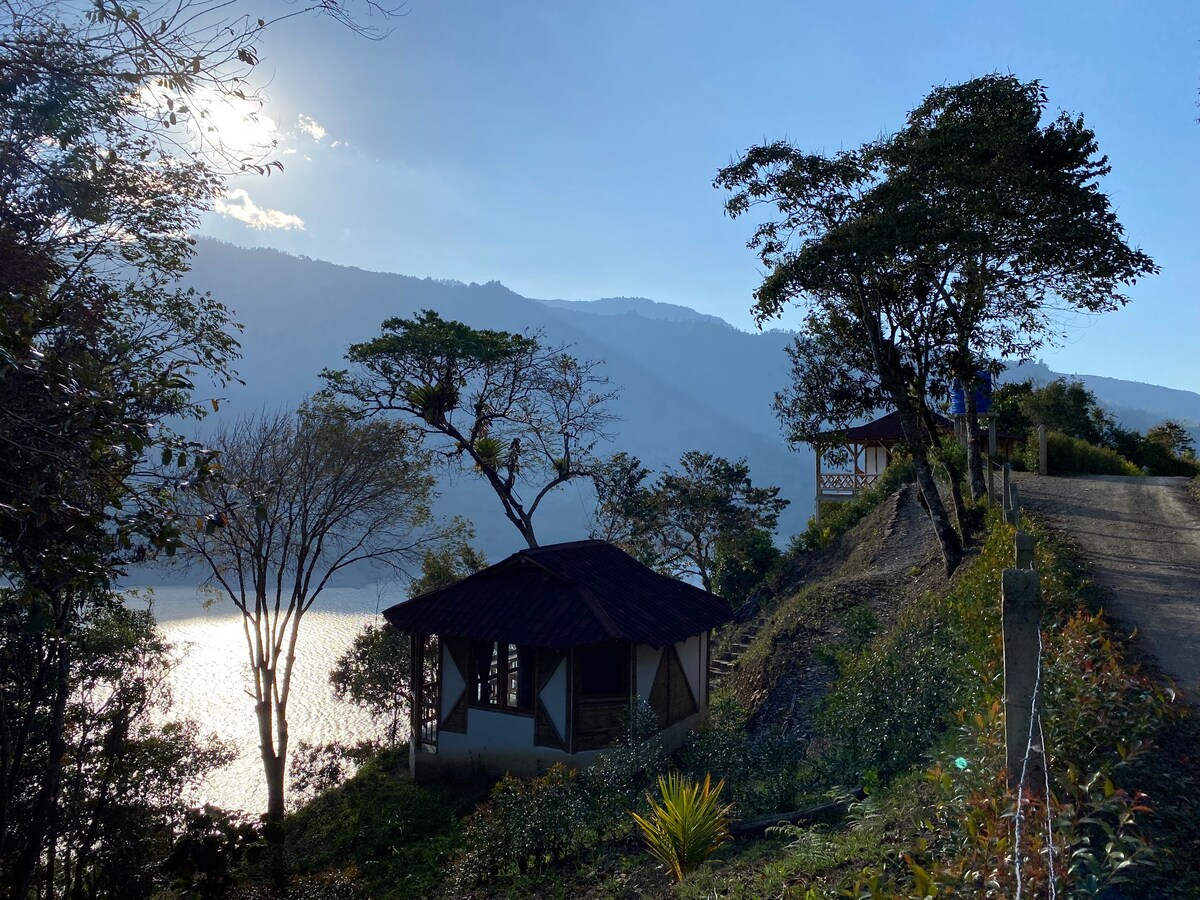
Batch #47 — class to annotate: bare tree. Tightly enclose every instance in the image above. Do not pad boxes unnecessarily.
[176,401,447,820]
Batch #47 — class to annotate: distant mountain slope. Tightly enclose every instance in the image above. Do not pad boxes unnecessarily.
[1009,362,1200,439]
[181,241,1200,565]
[534,295,734,328]
[183,241,802,562]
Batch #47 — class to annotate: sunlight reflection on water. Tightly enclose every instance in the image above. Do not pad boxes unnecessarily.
[128,584,400,815]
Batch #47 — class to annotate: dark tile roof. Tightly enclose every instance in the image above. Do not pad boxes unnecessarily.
[383,540,732,648]
[820,410,953,443]
[819,410,1026,445]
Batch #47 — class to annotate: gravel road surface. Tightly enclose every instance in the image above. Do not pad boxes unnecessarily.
[1017,474,1200,699]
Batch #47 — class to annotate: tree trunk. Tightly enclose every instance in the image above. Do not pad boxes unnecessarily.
[11,642,69,900]
[921,407,971,546]
[897,401,963,575]
[941,447,971,545]
[256,698,286,822]
[965,387,988,501]
[264,753,286,822]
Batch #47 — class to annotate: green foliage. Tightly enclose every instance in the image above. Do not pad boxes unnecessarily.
[1108,422,1200,477]
[326,309,619,547]
[28,601,235,898]
[452,702,666,888]
[452,765,598,887]
[999,378,1113,445]
[1146,419,1197,458]
[711,528,781,609]
[582,700,667,831]
[677,694,808,817]
[289,740,381,801]
[631,773,733,883]
[814,511,1022,786]
[595,450,788,593]
[830,511,1180,897]
[162,806,263,899]
[721,75,1154,576]
[406,527,487,597]
[1025,429,1141,476]
[329,624,411,748]
[815,603,968,785]
[284,750,462,900]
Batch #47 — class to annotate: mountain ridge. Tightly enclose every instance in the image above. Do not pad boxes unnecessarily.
[181,239,1199,566]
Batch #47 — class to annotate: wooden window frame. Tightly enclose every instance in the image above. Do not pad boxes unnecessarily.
[468,640,535,716]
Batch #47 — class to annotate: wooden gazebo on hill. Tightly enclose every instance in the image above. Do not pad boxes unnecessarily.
[814,411,952,507]
[814,410,1026,515]
[383,540,732,779]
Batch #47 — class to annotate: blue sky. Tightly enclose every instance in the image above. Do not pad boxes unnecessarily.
[199,1,1200,394]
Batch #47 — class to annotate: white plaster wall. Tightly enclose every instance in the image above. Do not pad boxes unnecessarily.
[435,707,539,772]
[676,634,705,706]
[440,643,466,719]
[635,644,663,704]
[542,656,568,738]
[865,445,888,476]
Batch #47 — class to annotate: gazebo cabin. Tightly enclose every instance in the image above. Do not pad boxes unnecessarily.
[383,539,732,780]
[815,410,1025,515]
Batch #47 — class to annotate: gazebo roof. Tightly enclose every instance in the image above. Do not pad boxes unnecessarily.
[818,410,954,444]
[816,410,1026,446]
[383,540,732,649]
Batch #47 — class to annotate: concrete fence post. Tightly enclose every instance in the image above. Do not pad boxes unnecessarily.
[1015,532,1035,570]
[1038,425,1048,476]
[987,420,998,504]
[1002,463,1012,515]
[1003,568,1044,791]
[1007,483,1020,526]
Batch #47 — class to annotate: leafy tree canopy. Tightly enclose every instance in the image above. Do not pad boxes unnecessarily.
[716,74,1155,570]
[325,310,620,548]
[594,451,787,595]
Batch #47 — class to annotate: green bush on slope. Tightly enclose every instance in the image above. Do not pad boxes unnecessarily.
[1024,430,1141,476]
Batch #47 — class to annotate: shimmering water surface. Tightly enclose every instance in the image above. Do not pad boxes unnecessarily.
[128,584,396,814]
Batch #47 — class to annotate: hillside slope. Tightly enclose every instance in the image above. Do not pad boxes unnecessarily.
[729,484,952,734]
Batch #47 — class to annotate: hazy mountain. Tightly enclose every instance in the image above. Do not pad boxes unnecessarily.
[176,240,1200,569]
[533,295,734,328]
[1008,361,1200,440]
[181,241,801,564]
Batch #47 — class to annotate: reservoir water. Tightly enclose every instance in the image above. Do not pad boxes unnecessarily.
[130,584,399,815]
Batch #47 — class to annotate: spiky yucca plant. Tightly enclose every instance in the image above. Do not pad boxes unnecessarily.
[630,772,733,882]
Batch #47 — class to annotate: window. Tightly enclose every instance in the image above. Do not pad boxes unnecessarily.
[578,642,630,698]
[415,635,440,753]
[471,641,533,712]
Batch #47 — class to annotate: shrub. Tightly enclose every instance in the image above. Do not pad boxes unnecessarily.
[452,764,596,887]
[1024,430,1140,476]
[631,773,733,882]
[283,749,460,899]
[677,694,808,817]
[452,701,667,887]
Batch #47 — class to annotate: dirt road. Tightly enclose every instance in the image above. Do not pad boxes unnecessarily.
[1017,474,1200,699]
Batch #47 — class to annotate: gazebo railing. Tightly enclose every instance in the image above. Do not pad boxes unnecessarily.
[818,472,880,495]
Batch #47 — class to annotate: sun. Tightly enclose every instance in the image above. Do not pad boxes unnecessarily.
[189,86,280,161]
[140,82,280,164]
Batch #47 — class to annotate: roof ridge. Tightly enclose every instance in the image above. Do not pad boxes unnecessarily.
[516,553,626,641]
[519,538,607,554]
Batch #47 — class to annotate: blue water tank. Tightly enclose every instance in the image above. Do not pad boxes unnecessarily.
[950,373,992,416]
